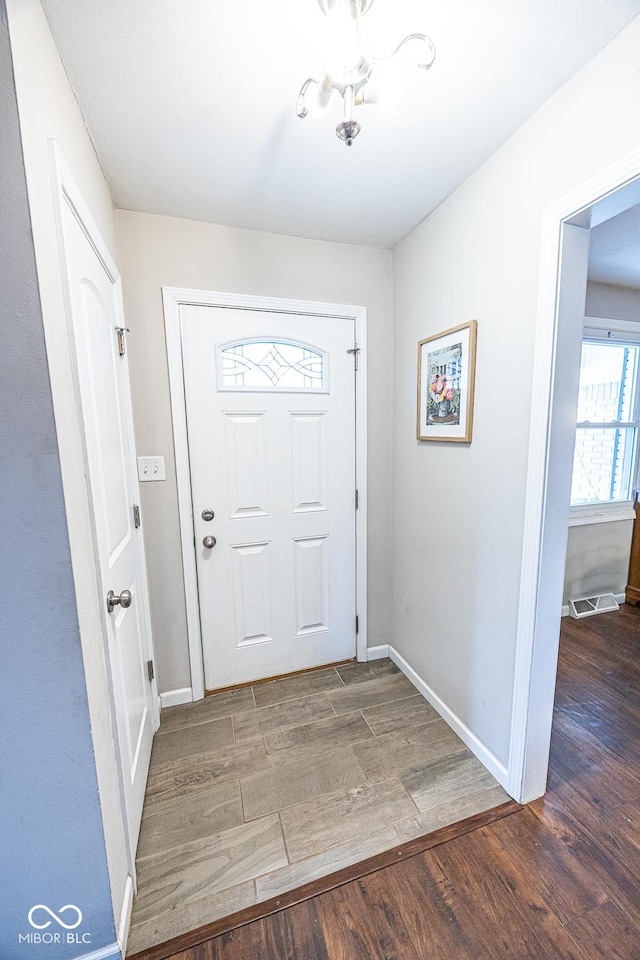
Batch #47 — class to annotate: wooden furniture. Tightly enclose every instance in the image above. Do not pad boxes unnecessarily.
[625,497,640,605]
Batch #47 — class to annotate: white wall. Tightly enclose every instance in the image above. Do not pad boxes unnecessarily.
[6,0,129,932]
[391,15,640,778]
[116,210,394,695]
[586,280,640,321]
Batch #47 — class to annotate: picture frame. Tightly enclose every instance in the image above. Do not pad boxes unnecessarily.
[417,320,478,442]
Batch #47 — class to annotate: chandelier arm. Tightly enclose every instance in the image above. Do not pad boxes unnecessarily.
[359,30,436,71]
[296,78,316,118]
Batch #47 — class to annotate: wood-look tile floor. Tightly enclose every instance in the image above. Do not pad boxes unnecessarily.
[127,659,509,955]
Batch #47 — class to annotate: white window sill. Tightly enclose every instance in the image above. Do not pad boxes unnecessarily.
[569,501,636,527]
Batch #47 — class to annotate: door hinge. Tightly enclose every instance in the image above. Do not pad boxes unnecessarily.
[347,344,360,371]
[356,615,359,634]
[115,326,129,357]
[355,487,359,510]
[133,504,141,528]
[147,660,155,682]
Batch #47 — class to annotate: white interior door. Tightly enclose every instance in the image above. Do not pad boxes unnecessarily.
[181,305,357,689]
[60,197,157,856]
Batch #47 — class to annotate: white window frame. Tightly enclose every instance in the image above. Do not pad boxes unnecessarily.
[569,316,640,527]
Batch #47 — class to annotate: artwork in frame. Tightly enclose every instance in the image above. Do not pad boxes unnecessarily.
[417,320,478,442]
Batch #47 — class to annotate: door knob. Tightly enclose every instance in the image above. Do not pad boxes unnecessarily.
[201,508,215,521]
[203,535,217,549]
[106,589,132,614]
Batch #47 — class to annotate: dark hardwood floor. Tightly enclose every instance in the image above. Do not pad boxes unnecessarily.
[163,606,640,960]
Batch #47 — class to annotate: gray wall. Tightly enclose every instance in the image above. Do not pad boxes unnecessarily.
[0,3,117,956]
[117,210,393,695]
[586,280,640,321]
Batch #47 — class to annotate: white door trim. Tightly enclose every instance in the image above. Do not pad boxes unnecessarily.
[509,146,640,803]
[163,287,368,701]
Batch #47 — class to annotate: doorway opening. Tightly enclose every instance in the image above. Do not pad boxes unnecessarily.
[510,153,640,803]
[562,205,640,620]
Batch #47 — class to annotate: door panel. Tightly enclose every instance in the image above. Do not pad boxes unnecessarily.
[224,413,269,517]
[61,201,156,855]
[182,306,356,689]
[231,541,273,646]
[291,413,327,512]
[294,536,329,634]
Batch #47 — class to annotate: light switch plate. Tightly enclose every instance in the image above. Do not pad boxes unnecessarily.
[137,456,166,482]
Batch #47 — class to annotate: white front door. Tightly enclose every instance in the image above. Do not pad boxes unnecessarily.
[60,196,157,856]
[181,305,357,689]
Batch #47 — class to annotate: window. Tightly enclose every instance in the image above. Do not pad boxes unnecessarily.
[218,340,326,391]
[570,340,640,506]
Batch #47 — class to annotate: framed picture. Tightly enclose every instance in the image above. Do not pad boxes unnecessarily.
[417,320,478,442]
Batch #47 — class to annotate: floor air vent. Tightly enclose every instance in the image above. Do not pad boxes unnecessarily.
[568,593,620,619]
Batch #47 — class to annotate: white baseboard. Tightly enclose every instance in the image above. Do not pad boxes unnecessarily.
[388,645,510,793]
[159,687,193,709]
[116,873,134,957]
[561,591,625,617]
[366,644,390,660]
[75,943,122,960]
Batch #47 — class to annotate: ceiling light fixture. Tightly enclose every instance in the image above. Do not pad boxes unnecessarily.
[296,0,435,147]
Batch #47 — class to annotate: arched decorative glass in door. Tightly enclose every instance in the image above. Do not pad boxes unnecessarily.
[217,339,327,391]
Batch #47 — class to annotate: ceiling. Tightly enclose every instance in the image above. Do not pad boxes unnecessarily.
[589,205,640,289]
[42,0,640,248]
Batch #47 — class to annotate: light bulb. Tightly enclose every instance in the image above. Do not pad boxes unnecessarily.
[366,62,404,113]
[324,4,362,82]
[306,80,333,119]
